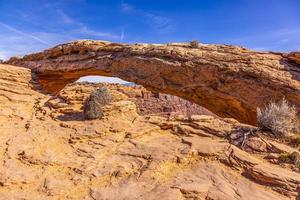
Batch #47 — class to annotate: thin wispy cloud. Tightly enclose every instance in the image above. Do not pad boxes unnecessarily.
[230,27,300,51]
[0,8,122,60]
[143,12,176,33]
[120,30,125,41]
[120,2,176,34]
[57,10,122,40]
[1,0,298,60]
[75,25,121,39]
[0,51,8,60]
[0,22,52,46]
[273,28,300,37]
[57,9,75,24]
[237,28,300,41]
[120,3,134,13]
[0,31,68,60]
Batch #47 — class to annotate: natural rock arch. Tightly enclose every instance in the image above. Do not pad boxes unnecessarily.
[6,40,300,125]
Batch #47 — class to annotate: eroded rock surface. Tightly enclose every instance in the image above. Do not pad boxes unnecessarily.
[58,82,214,118]
[6,41,300,124]
[288,52,300,65]
[1,64,300,199]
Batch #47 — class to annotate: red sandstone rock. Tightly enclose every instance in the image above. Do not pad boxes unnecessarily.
[6,40,300,125]
[1,64,300,199]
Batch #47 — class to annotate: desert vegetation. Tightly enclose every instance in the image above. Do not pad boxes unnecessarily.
[190,40,200,48]
[83,86,112,119]
[289,135,300,148]
[257,98,299,136]
[278,151,300,165]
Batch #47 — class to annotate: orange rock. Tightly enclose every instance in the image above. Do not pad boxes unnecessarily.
[0,61,298,199]
[6,41,300,125]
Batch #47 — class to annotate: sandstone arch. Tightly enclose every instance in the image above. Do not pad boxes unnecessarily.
[6,40,300,125]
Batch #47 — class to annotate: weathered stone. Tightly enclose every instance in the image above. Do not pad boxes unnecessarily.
[247,164,300,196]
[287,52,300,64]
[6,41,300,125]
[1,57,299,199]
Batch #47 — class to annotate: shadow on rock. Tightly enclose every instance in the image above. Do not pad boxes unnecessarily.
[56,112,85,121]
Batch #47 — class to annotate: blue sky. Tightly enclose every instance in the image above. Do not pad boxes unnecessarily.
[1,0,299,83]
[0,0,300,60]
[0,0,299,59]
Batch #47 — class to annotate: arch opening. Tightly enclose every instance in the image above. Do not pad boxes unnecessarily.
[77,76,132,85]
[52,74,214,121]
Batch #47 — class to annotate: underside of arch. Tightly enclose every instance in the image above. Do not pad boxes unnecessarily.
[6,40,300,125]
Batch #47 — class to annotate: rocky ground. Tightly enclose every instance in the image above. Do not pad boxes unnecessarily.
[1,64,300,200]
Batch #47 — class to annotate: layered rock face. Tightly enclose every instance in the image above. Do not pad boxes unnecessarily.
[6,40,300,125]
[1,64,300,199]
[108,84,214,117]
[288,52,300,65]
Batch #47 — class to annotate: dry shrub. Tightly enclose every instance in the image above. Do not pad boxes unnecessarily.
[83,86,112,120]
[278,151,300,165]
[257,98,299,136]
[190,40,200,48]
[289,135,300,147]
